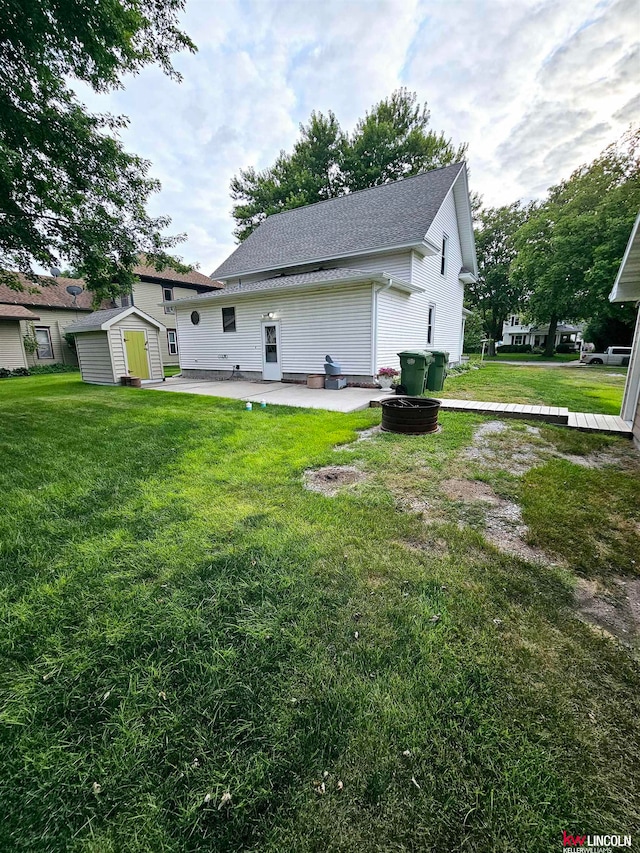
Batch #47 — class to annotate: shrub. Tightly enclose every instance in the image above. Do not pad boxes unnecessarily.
[27,363,78,375]
[556,343,578,354]
[0,368,12,379]
[497,344,533,354]
[11,367,30,376]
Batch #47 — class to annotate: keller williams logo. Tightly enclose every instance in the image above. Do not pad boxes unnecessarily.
[562,831,632,848]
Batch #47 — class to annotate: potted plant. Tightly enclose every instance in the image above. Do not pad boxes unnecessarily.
[377,367,399,389]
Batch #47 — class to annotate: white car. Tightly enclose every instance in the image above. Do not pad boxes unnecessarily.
[580,346,632,366]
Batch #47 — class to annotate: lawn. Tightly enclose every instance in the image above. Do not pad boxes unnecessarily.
[477,353,579,363]
[1,375,639,852]
[445,363,626,414]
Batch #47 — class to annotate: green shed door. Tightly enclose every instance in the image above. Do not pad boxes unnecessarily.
[124,330,149,379]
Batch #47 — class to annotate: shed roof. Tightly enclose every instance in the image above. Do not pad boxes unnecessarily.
[213,162,466,280]
[65,306,165,333]
[0,304,41,320]
[610,212,640,302]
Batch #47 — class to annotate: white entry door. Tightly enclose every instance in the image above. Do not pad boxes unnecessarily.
[261,321,282,380]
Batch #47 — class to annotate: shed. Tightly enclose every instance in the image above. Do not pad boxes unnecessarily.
[65,307,165,385]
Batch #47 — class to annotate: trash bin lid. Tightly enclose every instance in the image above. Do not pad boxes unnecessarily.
[398,350,432,360]
[426,349,449,361]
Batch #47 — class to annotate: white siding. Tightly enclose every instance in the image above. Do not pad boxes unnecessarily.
[21,307,88,366]
[0,321,28,369]
[75,333,116,384]
[176,283,373,377]
[375,189,465,370]
[337,251,412,281]
[128,281,193,364]
[109,316,164,381]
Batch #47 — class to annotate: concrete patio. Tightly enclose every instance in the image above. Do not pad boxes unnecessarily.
[143,376,390,412]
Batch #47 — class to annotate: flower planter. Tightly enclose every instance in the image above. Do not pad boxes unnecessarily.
[377,377,393,389]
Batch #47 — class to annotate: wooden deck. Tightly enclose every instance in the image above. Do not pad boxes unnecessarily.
[371,397,633,437]
[567,411,633,436]
[437,398,569,424]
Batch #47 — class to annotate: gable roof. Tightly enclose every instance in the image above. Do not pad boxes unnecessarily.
[0,274,94,310]
[213,162,467,280]
[65,306,165,334]
[610,211,640,302]
[162,267,422,309]
[132,258,221,289]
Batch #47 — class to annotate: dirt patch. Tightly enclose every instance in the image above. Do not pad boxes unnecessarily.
[464,420,545,476]
[441,478,502,504]
[484,499,559,565]
[337,425,382,451]
[304,466,366,496]
[399,536,449,555]
[575,577,640,648]
[556,445,640,472]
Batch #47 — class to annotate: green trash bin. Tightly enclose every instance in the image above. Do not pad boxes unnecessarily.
[398,350,433,396]
[425,350,449,392]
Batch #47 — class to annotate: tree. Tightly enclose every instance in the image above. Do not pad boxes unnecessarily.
[466,202,530,354]
[511,129,640,356]
[0,0,196,302]
[462,309,485,353]
[231,89,467,241]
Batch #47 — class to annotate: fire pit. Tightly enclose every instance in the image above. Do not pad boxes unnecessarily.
[381,396,441,435]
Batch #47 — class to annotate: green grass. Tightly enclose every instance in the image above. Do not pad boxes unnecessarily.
[444,363,626,414]
[164,365,181,377]
[1,375,639,852]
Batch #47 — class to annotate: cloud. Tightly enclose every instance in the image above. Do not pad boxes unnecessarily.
[72,0,639,273]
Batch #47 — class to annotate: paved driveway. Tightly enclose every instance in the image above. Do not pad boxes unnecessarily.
[144,377,389,413]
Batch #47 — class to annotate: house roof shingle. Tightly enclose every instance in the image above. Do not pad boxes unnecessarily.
[0,274,95,310]
[132,259,221,289]
[213,162,466,280]
[165,267,420,308]
[0,303,41,319]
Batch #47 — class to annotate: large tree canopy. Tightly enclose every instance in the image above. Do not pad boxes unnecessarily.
[231,89,467,242]
[510,129,640,355]
[0,0,195,302]
[466,202,531,351]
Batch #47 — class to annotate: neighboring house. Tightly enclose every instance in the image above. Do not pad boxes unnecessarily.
[169,162,478,384]
[0,274,94,370]
[501,316,584,349]
[609,211,640,449]
[112,260,222,365]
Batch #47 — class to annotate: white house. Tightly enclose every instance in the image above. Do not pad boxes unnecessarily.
[501,316,583,350]
[168,162,478,385]
[609,211,640,449]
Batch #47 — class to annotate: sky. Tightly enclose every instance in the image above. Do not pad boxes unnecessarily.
[78,0,639,275]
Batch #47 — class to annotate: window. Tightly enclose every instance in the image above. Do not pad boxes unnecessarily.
[510,315,520,327]
[190,311,200,325]
[513,334,524,346]
[440,235,448,276]
[427,303,436,346]
[35,327,53,359]
[121,293,131,307]
[167,329,178,356]
[163,287,175,314]
[222,307,236,332]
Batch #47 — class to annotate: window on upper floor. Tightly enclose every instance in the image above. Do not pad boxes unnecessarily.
[120,293,131,307]
[163,287,175,314]
[222,307,236,332]
[440,235,448,276]
[510,315,520,326]
[427,303,436,346]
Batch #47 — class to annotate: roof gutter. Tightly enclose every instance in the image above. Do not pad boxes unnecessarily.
[212,240,440,282]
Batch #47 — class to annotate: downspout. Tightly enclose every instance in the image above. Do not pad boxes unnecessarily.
[371,276,393,379]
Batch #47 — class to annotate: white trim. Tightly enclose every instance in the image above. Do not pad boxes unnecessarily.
[621,306,640,422]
